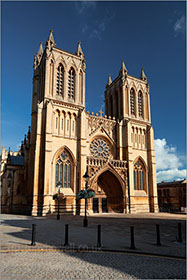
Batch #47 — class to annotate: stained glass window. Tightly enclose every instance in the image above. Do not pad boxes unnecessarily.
[130,88,136,116]
[56,64,64,96]
[133,159,145,190]
[55,150,72,188]
[90,138,110,159]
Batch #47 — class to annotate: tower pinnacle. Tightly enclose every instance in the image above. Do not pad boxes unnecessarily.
[140,68,147,81]
[119,60,128,76]
[106,74,112,88]
[76,41,84,57]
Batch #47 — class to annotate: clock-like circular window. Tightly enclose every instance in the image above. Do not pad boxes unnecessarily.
[90,138,110,159]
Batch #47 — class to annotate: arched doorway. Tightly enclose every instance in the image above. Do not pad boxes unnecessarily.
[91,170,124,213]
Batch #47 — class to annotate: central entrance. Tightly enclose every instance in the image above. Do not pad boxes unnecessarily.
[91,170,124,213]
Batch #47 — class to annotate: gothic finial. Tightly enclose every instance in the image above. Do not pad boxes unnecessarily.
[119,59,128,76]
[37,41,43,56]
[76,41,84,57]
[47,29,56,47]
[140,67,147,81]
[106,74,112,88]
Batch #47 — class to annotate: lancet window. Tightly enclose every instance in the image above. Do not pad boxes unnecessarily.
[68,67,75,99]
[56,64,64,96]
[138,91,143,118]
[130,88,136,116]
[133,159,145,190]
[55,150,73,188]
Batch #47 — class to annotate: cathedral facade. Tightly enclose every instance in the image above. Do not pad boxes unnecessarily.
[1,31,158,215]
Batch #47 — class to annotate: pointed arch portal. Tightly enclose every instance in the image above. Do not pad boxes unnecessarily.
[90,170,124,213]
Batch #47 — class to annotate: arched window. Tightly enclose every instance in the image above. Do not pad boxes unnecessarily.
[138,91,143,118]
[133,159,145,190]
[68,67,75,99]
[55,150,73,188]
[56,64,64,96]
[130,88,136,116]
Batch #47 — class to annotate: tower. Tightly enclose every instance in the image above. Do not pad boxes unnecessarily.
[104,60,158,212]
[29,31,86,215]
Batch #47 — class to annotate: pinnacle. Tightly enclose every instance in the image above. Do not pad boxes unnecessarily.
[106,74,112,88]
[76,41,84,57]
[140,67,147,81]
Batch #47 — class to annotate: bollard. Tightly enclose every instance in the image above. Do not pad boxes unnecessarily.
[156,224,161,246]
[177,223,182,242]
[64,224,70,247]
[130,226,135,249]
[31,224,36,246]
[97,225,102,248]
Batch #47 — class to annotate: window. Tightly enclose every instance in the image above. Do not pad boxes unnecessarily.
[61,119,63,130]
[130,88,136,116]
[67,120,69,131]
[56,117,58,129]
[138,91,143,118]
[56,64,64,96]
[55,150,73,188]
[68,67,75,99]
[133,159,145,190]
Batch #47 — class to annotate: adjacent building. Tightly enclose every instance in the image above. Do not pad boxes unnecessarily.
[157,179,186,212]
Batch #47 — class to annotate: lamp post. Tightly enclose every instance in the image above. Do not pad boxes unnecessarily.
[57,182,61,220]
[83,168,89,227]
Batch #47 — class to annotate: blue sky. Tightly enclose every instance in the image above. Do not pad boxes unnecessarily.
[1,1,186,182]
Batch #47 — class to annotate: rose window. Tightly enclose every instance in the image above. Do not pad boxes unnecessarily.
[90,138,110,159]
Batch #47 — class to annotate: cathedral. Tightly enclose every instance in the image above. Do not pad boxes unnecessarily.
[1,30,158,215]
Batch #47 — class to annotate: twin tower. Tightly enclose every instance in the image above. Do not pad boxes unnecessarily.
[27,30,158,216]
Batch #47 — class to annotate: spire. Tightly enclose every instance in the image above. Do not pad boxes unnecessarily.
[34,42,43,69]
[48,30,56,47]
[106,74,112,88]
[37,41,43,57]
[76,41,84,58]
[119,60,128,76]
[140,67,147,81]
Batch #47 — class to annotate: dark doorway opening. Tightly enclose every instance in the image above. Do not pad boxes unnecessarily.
[93,198,98,213]
[102,198,108,213]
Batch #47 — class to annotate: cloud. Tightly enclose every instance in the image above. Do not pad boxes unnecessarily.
[154,138,182,170]
[174,15,186,36]
[75,1,96,14]
[80,8,115,40]
[154,138,186,183]
[156,169,186,183]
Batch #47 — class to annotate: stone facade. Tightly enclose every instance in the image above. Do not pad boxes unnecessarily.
[1,30,158,215]
[157,179,186,212]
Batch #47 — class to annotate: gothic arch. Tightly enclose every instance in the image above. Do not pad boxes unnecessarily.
[52,145,76,166]
[55,55,67,70]
[90,163,126,192]
[133,156,147,192]
[133,156,147,170]
[89,164,126,213]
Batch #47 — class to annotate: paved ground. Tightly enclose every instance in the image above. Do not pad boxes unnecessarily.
[0,213,186,257]
[1,251,186,279]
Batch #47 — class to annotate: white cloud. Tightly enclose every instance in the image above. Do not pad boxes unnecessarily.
[154,138,182,170]
[154,138,186,183]
[157,169,186,183]
[174,15,186,35]
[75,1,96,14]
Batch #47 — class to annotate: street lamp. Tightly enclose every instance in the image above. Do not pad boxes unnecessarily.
[57,181,61,220]
[83,168,89,227]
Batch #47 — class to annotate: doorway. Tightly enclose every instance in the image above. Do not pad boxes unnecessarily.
[93,198,98,213]
[102,198,108,213]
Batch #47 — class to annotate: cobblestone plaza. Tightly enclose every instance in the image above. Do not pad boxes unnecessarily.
[0,213,186,279]
[1,251,186,279]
